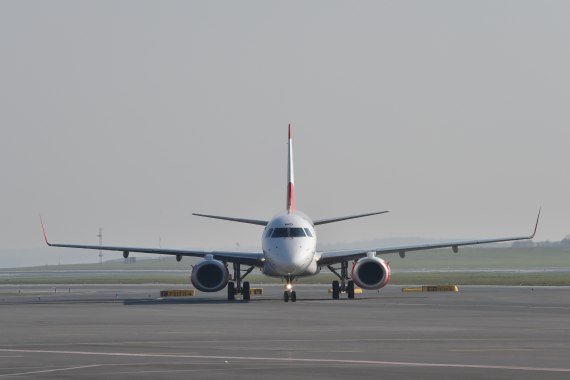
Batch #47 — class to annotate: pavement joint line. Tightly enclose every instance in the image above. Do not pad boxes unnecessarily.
[1,348,569,373]
[0,364,102,377]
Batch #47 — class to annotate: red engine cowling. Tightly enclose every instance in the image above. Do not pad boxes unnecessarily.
[352,256,391,290]
[190,259,229,292]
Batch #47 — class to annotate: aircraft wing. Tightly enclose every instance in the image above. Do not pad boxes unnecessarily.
[40,219,264,266]
[192,213,268,226]
[313,210,389,225]
[45,242,263,266]
[317,209,540,266]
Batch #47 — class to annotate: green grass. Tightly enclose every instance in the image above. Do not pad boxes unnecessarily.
[388,247,570,270]
[5,247,568,272]
[2,272,570,286]
[390,272,570,286]
[3,257,199,271]
[2,247,569,286]
[0,292,51,297]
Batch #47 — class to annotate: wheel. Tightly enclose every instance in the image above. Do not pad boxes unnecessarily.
[283,291,289,302]
[347,280,355,299]
[243,281,250,301]
[227,282,235,301]
[332,280,340,300]
[291,291,297,302]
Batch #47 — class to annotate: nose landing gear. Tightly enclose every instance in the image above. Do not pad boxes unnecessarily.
[283,275,296,302]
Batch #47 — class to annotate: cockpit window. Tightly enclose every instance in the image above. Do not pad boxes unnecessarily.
[265,228,274,238]
[272,228,289,238]
[290,228,306,237]
[271,228,307,238]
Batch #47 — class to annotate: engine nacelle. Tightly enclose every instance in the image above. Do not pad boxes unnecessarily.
[190,259,229,292]
[352,256,391,290]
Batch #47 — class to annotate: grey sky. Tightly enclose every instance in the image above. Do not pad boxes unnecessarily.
[1,1,569,266]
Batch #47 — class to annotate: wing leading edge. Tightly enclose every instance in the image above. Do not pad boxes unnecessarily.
[40,218,264,266]
[317,209,541,266]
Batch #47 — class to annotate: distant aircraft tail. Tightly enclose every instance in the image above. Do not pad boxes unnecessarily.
[287,124,295,213]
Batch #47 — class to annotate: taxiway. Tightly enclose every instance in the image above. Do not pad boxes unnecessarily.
[0,284,569,379]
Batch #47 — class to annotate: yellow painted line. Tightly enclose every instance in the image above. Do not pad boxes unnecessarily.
[401,287,423,292]
[401,285,459,293]
[327,288,363,294]
[160,289,195,297]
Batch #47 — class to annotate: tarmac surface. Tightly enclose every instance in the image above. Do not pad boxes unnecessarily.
[0,284,569,379]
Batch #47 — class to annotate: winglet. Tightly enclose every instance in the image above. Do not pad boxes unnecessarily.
[39,215,51,246]
[530,207,541,239]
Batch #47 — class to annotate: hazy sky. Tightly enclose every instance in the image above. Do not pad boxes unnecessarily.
[1,1,569,266]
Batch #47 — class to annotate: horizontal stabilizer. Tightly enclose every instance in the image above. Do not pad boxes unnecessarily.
[192,213,268,226]
[313,210,390,226]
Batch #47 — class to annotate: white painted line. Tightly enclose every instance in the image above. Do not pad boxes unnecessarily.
[0,337,526,349]
[0,364,101,377]
[0,348,569,373]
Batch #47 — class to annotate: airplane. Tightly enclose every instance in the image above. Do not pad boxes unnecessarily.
[41,125,540,302]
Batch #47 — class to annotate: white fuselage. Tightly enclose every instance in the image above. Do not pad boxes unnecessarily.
[261,211,319,277]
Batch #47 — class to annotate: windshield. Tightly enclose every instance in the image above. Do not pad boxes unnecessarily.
[271,227,307,238]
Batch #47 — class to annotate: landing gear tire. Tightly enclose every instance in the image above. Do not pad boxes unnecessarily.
[243,281,250,301]
[347,280,355,299]
[283,291,289,302]
[332,280,340,300]
[227,282,235,301]
[291,291,297,302]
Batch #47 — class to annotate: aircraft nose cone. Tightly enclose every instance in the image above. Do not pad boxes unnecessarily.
[269,240,311,275]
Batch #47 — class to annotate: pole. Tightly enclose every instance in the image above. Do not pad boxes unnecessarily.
[98,228,103,264]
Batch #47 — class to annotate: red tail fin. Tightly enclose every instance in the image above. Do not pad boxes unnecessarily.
[287,124,295,212]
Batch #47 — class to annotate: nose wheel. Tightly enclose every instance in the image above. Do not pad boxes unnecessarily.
[283,275,297,302]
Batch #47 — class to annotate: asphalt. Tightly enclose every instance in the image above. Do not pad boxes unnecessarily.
[0,284,569,379]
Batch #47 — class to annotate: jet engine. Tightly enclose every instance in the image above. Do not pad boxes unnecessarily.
[351,256,391,290]
[190,259,229,292]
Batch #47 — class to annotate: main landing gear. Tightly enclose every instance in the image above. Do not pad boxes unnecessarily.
[283,275,297,302]
[328,261,355,300]
[227,263,254,301]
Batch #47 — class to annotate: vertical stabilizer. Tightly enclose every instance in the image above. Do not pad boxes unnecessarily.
[287,124,295,212]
